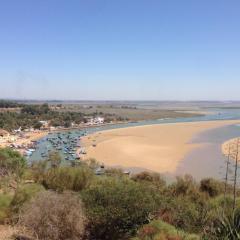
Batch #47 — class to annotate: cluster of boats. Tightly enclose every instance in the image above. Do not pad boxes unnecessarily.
[29,131,88,163]
[11,142,37,157]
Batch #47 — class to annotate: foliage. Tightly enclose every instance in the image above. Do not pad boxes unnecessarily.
[200,178,224,197]
[42,166,94,192]
[32,120,42,130]
[156,175,210,233]
[10,183,45,214]
[169,175,198,197]
[0,193,13,223]
[0,100,23,108]
[18,191,87,240]
[206,209,240,240]
[48,151,62,168]
[0,148,27,178]
[0,147,239,240]
[154,193,209,234]
[131,171,166,191]
[82,177,157,240]
[26,160,48,183]
[0,102,115,131]
[132,220,200,240]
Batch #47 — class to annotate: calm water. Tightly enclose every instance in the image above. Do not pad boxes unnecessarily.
[175,124,240,180]
[29,108,240,177]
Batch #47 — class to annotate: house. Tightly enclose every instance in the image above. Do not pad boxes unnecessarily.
[87,117,105,125]
[39,120,49,129]
[13,127,22,133]
[95,117,104,124]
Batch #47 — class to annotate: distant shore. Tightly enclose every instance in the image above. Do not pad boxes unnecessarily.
[82,120,240,174]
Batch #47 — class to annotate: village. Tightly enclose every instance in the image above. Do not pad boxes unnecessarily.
[0,116,105,156]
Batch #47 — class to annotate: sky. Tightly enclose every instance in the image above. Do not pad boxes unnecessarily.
[0,0,240,101]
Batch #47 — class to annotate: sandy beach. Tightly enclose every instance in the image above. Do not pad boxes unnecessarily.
[82,120,240,174]
[0,131,48,152]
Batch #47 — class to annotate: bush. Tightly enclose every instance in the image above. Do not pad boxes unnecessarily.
[205,209,240,239]
[18,191,87,240]
[11,183,45,214]
[82,178,157,240]
[28,160,48,183]
[200,178,224,197]
[132,171,166,191]
[0,193,12,223]
[133,220,200,240]
[155,192,209,234]
[43,166,94,192]
[169,175,197,197]
[0,148,26,178]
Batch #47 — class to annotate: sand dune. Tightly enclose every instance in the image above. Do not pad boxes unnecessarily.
[82,120,240,173]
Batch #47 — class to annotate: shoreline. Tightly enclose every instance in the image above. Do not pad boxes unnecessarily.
[0,131,49,155]
[81,120,240,174]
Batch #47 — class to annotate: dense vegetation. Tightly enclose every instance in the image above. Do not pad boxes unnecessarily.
[0,100,203,132]
[0,148,240,239]
[0,102,115,131]
[0,148,26,179]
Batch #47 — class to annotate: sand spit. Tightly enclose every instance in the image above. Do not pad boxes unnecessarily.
[82,120,240,173]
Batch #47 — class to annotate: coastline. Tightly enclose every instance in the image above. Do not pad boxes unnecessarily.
[81,120,240,174]
[0,131,49,155]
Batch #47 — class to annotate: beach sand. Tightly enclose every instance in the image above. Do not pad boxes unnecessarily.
[82,120,240,174]
[15,131,48,145]
[0,131,48,150]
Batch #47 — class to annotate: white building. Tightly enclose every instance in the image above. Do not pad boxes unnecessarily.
[88,117,105,125]
[39,120,49,129]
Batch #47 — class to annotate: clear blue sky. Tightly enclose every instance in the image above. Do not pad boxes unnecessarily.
[0,0,240,100]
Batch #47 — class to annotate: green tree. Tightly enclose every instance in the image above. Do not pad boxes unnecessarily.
[82,178,157,240]
[33,121,42,130]
[0,148,26,178]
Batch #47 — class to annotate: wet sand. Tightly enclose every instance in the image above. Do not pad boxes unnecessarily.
[82,120,240,174]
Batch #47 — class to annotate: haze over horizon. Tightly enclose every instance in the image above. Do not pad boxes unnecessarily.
[0,0,240,101]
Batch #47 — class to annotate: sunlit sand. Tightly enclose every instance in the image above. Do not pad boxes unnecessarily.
[82,120,240,173]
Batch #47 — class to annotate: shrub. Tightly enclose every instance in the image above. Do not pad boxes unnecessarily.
[131,171,166,190]
[200,178,224,197]
[0,193,12,223]
[48,151,62,168]
[105,168,126,177]
[10,183,45,214]
[155,192,209,234]
[28,160,48,183]
[43,166,94,192]
[18,191,87,240]
[169,175,197,197]
[82,178,157,240]
[133,220,200,240]
[0,148,26,178]
[206,209,240,239]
